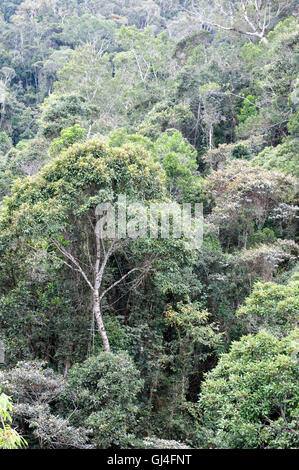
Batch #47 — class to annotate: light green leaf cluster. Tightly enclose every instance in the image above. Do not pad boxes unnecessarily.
[0,389,27,449]
[199,329,299,448]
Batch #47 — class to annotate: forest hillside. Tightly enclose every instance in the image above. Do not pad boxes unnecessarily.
[0,0,298,450]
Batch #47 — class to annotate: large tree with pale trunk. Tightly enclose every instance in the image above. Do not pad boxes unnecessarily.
[2,138,167,353]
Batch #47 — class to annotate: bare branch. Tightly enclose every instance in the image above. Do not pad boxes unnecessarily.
[51,238,94,291]
[99,265,151,302]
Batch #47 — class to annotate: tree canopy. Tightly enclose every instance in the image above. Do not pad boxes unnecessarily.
[0,0,298,451]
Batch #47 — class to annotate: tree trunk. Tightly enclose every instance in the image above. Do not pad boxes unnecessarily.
[93,290,111,352]
[209,125,214,150]
[64,359,71,378]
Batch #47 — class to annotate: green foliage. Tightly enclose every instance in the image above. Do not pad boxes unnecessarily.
[203,136,266,170]
[0,361,87,448]
[40,94,92,139]
[198,329,299,448]
[0,390,27,449]
[0,1,24,20]
[248,227,277,247]
[153,130,200,202]
[28,411,89,449]
[109,129,154,152]
[237,276,299,336]
[109,129,202,202]
[140,437,191,449]
[0,280,89,367]
[204,161,298,250]
[164,302,222,347]
[139,102,197,143]
[0,361,65,404]
[49,124,87,155]
[0,1,298,450]
[252,139,299,177]
[95,316,131,353]
[0,132,12,155]
[237,95,258,123]
[3,138,165,238]
[230,143,251,160]
[66,352,143,448]
[142,301,224,443]
[237,17,299,144]
[55,14,117,52]
[287,109,299,138]
[0,137,49,200]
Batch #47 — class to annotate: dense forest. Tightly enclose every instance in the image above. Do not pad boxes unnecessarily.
[0,0,298,450]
